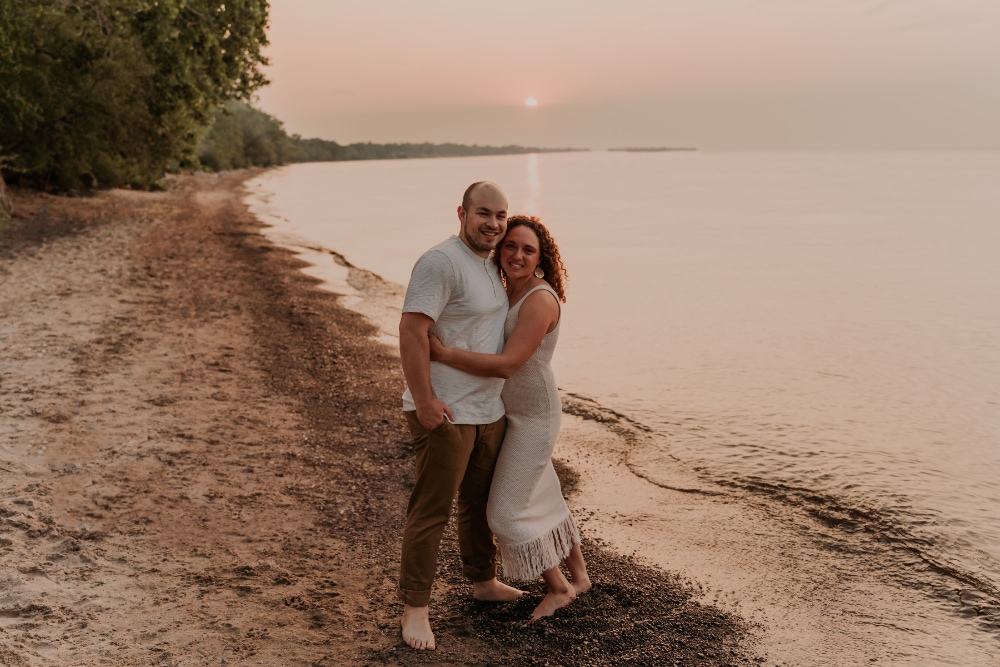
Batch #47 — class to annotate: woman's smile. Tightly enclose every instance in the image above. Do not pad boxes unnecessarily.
[500,226,541,278]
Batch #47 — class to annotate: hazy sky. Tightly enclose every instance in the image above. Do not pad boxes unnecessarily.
[255,1,1000,150]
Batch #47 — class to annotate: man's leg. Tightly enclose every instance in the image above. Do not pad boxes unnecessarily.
[399,412,476,649]
[455,415,521,600]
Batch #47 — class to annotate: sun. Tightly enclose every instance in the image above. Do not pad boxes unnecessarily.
[524,97,539,107]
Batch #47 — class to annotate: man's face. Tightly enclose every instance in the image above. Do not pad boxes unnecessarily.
[458,185,508,257]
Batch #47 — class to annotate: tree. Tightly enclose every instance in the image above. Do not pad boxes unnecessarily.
[0,0,270,189]
[0,168,10,223]
[197,101,293,171]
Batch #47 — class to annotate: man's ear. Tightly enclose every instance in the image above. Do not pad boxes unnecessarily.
[456,205,466,225]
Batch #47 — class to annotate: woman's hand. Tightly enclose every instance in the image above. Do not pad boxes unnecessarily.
[428,332,446,362]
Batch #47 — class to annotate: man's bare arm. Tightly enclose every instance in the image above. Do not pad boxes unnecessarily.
[399,312,454,430]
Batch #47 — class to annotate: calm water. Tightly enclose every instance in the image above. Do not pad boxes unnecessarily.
[246,152,1000,659]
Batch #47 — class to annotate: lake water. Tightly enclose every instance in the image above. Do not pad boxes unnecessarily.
[246,151,1000,663]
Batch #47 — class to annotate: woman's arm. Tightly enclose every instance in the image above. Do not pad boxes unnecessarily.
[430,290,559,379]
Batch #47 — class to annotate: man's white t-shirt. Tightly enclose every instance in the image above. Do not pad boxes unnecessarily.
[401,236,507,424]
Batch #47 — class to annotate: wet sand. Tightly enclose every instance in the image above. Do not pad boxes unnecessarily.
[0,173,756,665]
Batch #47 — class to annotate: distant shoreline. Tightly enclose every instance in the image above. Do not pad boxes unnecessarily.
[267,131,593,166]
[608,147,698,152]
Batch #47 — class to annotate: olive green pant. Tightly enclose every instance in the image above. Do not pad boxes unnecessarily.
[399,411,506,607]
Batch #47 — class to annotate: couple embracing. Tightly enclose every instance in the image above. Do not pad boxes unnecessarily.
[397,181,590,650]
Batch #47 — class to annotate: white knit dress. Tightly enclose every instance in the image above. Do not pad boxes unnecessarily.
[487,284,581,581]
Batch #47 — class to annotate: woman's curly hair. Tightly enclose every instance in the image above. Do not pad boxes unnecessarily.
[495,215,568,303]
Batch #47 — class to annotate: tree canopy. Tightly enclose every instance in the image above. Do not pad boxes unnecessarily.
[0,0,270,189]
[197,100,293,171]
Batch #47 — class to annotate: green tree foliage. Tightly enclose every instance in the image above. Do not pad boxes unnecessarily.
[0,0,269,189]
[197,101,293,170]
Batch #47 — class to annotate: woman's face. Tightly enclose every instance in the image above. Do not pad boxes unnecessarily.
[499,225,542,280]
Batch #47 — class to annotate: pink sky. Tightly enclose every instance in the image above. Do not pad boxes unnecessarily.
[255,1,1000,149]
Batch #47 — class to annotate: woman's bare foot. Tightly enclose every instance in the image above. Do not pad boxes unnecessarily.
[565,544,591,595]
[571,574,592,595]
[400,605,435,650]
[473,577,524,601]
[530,566,577,621]
[530,588,577,621]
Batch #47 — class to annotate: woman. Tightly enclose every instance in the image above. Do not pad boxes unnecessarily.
[430,215,590,620]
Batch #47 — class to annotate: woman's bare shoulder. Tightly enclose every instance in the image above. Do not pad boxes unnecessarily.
[519,286,560,329]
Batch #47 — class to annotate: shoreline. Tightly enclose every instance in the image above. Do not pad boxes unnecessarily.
[1,172,756,665]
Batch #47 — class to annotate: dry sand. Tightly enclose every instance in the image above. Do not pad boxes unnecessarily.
[0,172,757,666]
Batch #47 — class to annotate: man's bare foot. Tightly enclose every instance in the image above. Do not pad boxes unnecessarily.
[401,605,435,650]
[530,588,577,621]
[571,574,592,595]
[472,578,524,601]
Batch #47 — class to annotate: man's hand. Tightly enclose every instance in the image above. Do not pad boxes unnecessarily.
[415,397,455,431]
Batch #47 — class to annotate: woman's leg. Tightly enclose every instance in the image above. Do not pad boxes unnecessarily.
[565,544,591,594]
[530,566,576,621]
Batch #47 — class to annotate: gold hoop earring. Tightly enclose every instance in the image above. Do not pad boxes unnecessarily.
[534,267,545,279]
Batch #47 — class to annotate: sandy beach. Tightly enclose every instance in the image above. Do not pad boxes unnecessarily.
[0,173,756,666]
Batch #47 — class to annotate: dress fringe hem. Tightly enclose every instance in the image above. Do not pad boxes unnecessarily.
[497,513,581,582]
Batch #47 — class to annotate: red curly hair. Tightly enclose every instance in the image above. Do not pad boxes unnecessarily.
[495,215,568,303]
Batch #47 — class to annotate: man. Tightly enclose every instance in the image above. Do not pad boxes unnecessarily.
[397,181,523,650]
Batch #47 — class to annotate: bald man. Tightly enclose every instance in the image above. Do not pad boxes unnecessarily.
[397,181,523,650]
